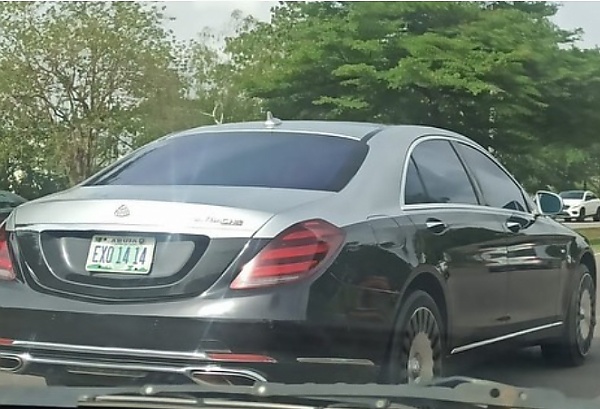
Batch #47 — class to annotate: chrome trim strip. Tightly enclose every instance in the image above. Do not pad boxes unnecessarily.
[12,223,254,238]
[450,322,562,354]
[1,351,267,382]
[66,368,147,378]
[188,366,267,382]
[296,357,375,366]
[10,340,209,361]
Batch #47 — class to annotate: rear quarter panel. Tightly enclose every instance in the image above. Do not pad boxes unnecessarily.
[560,223,597,319]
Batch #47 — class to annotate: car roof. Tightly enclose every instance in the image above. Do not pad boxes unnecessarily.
[172,119,470,143]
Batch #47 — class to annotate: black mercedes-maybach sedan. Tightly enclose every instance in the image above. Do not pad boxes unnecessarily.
[0,116,594,387]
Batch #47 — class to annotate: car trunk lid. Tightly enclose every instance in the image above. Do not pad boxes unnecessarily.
[10,185,332,301]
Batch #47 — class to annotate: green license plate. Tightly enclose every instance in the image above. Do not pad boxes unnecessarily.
[85,235,156,274]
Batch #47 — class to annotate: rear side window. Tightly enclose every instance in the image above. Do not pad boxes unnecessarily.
[405,158,429,205]
[455,143,528,212]
[87,132,369,192]
[406,140,478,205]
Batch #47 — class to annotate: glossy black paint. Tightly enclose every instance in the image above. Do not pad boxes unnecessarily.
[407,208,512,347]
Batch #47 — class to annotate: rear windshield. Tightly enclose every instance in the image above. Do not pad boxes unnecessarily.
[559,190,585,199]
[87,131,369,192]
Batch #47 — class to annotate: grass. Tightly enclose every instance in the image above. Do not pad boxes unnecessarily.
[574,227,600,253]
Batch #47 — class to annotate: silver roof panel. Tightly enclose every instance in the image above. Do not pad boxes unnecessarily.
[173,120,386,140]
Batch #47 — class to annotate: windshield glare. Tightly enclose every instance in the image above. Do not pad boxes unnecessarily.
[1,0,600,407]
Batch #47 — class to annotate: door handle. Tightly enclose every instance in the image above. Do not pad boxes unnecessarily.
[425,218,447,234]
[505,220,522,232]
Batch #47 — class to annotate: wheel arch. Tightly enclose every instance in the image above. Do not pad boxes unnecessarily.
[378,270,449,383]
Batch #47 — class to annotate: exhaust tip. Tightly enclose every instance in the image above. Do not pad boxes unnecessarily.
[191,372,257,386]
[190,368,264,386]
[0,355,23,372]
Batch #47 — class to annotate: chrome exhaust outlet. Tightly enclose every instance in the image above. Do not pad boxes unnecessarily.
[189,366,266,386]
[0,354,23,372]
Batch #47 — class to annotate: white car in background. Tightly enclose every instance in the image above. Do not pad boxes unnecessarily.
[559,190,600,222]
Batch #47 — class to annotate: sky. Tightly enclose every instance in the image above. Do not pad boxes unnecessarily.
[160,1,600,49]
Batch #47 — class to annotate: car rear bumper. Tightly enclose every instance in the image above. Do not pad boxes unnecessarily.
[0,277,390,385]
[0,339,378,385]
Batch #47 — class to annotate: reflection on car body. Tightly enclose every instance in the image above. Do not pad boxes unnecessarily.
[0,116,595,388]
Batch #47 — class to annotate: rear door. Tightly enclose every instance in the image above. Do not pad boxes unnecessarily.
[402,138,511,348]
[453,141,568,327]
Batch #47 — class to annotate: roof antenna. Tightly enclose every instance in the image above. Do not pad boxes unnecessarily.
[264,111,282,128]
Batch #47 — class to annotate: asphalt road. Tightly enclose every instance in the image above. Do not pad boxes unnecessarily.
[2,256,600,400]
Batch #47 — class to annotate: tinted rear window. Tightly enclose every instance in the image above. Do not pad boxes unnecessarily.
[87,132,369,192]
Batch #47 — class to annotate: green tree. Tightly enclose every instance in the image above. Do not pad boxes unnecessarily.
[227,1,600,185]
[185,10,264,126]
[0,1,182,186]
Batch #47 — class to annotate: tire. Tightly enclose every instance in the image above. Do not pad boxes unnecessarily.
[541,265,596,366]
[594,208,600,222]
[386,290,445,384]
[577,208,586,222]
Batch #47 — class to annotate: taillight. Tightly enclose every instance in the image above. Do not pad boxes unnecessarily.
[230,219,345,290]
[0,224,15,281]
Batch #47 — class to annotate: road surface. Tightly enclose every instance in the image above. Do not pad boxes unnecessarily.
[1,256,600,400]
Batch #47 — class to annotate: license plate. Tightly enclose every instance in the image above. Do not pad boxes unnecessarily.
[85,235,156,274]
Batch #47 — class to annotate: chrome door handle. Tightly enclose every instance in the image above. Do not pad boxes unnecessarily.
[505,221,522,232]
[425,219,447,234]
[426,221,446,229]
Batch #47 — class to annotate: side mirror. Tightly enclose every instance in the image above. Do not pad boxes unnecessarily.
[535,191,563,215]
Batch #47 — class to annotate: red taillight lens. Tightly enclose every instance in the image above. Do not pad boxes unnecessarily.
[230,219,345,290]
[207,353,277,363]
[0,224,15,281]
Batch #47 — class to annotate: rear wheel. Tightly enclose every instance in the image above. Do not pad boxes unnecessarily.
[541,265,596,366]
[386,290,444,384]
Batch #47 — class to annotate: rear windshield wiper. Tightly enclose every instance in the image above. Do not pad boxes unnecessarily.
[0,377,598,409]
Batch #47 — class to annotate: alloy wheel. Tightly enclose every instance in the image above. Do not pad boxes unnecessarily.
[404,307,442,384]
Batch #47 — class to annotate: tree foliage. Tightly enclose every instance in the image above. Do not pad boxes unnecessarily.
[0,2,187,186]
[227,1,600,190]
[0,1,599,197]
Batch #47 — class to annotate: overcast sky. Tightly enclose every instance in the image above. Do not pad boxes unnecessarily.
[160,1,600,48]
